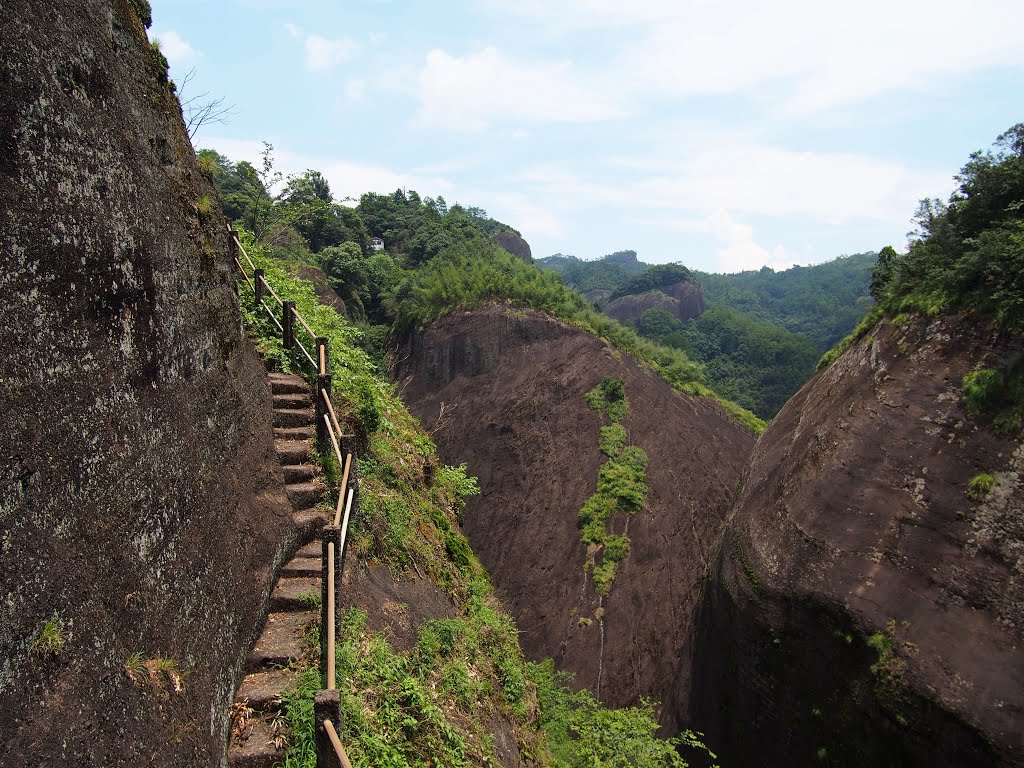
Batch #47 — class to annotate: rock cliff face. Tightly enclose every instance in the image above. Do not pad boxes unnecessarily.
[0,2,291,765]
[494,230,534,263]
[603,280,705,325]
[689,313,1024,767]
[395,305,755,719]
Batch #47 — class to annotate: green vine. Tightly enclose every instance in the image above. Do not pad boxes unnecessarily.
[578,378,648,595]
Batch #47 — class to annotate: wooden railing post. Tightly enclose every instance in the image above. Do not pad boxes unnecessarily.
[314,691,343,768]
[282,300,296,350]
[320,524,342,688]
[316,338,331,448]
[316,376,332,449]
[254,268,265,306]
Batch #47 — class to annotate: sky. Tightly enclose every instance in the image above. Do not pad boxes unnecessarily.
[152,0,1023,273]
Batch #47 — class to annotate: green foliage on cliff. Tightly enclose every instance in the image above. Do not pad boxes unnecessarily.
[820,126,1024,437]
[206,148,763,433]
[538,251,645,293]
[392,246,765,432]
[529,660,716,768]
[579,380,647,596]
[869,125,1024,332]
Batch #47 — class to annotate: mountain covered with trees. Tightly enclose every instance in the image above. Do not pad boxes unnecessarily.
[537,251,874,418]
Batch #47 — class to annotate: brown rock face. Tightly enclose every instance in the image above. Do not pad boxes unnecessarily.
[0,3,291,766]
[494,230,534,263]
[297,263,349,316]
[395,305,755,717]
[689,314,1024,767]
[603,280,705,325]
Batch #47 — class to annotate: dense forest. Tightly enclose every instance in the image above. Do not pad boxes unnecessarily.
[538,250,875,417]
[199,145,765,432]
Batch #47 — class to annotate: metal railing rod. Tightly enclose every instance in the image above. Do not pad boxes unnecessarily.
[295,337,317,369]
[327,540,336,691]
[321,388,344,444]
[338,486,354,554]
[323,719,354,768]
[260,300,283,332]
[323,414,345,468]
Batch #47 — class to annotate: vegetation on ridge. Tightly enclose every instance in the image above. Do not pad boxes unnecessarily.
[201,146,764,432]
[820,124,1024,434]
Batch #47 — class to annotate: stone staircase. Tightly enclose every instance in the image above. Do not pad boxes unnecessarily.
[228,372,330,767]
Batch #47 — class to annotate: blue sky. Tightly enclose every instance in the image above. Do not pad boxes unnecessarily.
[152,0,1023,272]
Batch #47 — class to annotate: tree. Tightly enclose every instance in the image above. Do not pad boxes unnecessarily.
[176,68,236,142]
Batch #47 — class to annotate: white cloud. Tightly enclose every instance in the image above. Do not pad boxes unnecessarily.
[286,23,359,73]
[417,47,620,131]
[707,209,796,273]
[305,34,359,72]
[152,30,200,67]
[344,78,366,102]
[632,145,948,224]
[484,0,1024,114]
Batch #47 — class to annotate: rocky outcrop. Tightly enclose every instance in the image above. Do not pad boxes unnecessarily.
[395,305,755,718]
[494,230,533,263]
[603,280,705,325]
[0,2,291,766]
[688,313,1024,767]
[297,264,348,317]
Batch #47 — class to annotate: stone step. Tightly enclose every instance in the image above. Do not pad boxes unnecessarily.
[295,541,322,558]
[283,464,316,484]
[280,556,322,578]
[235,668,296,713]
[286,481,324,510]
[245,612,311,672]
[273,393,310,410]
[229,713,287,768]
[273,408,313,428]
[274,439,310,466]
[273,425,315,441]
[268,373,307,395]
[270,577,322,612]
[293,508,331,543]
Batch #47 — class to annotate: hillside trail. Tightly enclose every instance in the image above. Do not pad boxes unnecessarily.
[228,371,330,767]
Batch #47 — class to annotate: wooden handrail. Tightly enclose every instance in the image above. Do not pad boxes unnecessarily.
[321,388,344,444]
[324,719,354,768]
[294,310,317,339]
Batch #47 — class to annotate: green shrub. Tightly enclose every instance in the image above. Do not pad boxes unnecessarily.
[528,659,714,767]
[967,472,996,500]
[962,369,1004,418]
[598,424,627,457]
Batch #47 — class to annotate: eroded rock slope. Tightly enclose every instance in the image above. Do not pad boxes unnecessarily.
[690,313,1024,767]
[395,304,755,719]
[1,3,291,765]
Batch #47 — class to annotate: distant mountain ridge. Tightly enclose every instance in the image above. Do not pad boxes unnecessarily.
[537,250,877,417]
